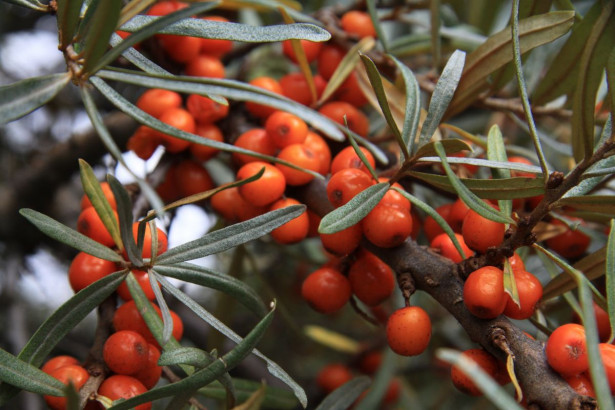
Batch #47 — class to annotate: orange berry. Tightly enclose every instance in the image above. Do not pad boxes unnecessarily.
[430,233,474,263]
[319,222,363,256]
[503,269,543,320]
[316,363,353,393]
[545,218,591,259]
[136,89,182,119]
[97,375,151,410]
[275,143,321,186]
[423,203,453,242]
[103,330,149,375]
[598,343,615,394]
[340,10,376,38]
[190,123,223,161]
[334,71,368,107]
[200,16,233,57]
[303,131,331,175]
[461,205,505,253]
[174,159,215,197]
[184,54,225,78]
[127,126,160,160]
[565,373,596,398]
[362,204,413,248]
[154,107,195,153]
[44,365,89,410]
[448,198,470,233]
[545,323,588,377]
[232,128,277,165]
[301,267,351,314]
[330,145,375,175]
[160,34,201,63]
[245,76,283,119]
[186,94,229,124]
[451,349,506,396]
[386,306,431,356]
[268,198,309,244]
[132,343,162,389]
[463,266,506,319]
[117,270,159,301]
[265,111,308,149]
[348,250,395,306]
[68,252,118,293]
[326,168,374,208]
[317,44,345,80]
[236,161,286,207]
[41,356,80,375]
[319,101,369,136]
[210,186,267,223]
[282,39,323,63]
[280,72,327,106]
[128,222,168,260]
[77,206,117,247]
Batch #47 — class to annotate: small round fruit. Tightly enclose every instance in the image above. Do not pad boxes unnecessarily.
[103,330,149,375]
[232,128,277,165]
[200,16,233,56]
[237,161,286,206]
[348,250,395,306]
[184,54,225,78]
[340,10,377,38]
[303,131,331,175]
[245,76,283,119]
[430,233,474,263]
[268,198,309,244]
[77,206,118,247]
[598,343,615,393]
[319,222,363,256]
[448,198,470,233]
[386,306,431,356]
[545,218,591,259]
[282,39,323,64]
[326,168,374,208]
[450,349,506,396]
[317,44,345,80]
[265,111,308,149]
[301,267,351,314]
[502,269,543,320]
[44,365,89,410]
[280,72,327,106]
[210,185,267,223]
[318,101,369,136]
[154,107,195,153]
[362,204,413,248]
[174,159,215,197]
[129,222,168,260]
[132,343,162,389]
[461,205,505,253]
[80,182,117,211]
[330,145,375,176]
[545,323,589,376]
[423,203,453,242]
[564,373,596,398]
[97,375,151,410]
[463,266,507,319]
[136,89,182,119]
[41,355,80,375]
[116,270,159,301]
[186,94,229,124]
[275,143,321,186]
[316,363,353,393]
[190,123,224,161]
[68,252,118,293]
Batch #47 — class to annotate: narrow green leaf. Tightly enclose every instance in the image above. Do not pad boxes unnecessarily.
[542,247,606,301]
[437,348,524,410]
[606,220,615,343]
[109,32,170,75]
[80,0,122,75]
[417,50,465,149]
[0,73,71,125]
[56,0,85,49]
[149,272,173,346]
[318,183,388,235]
[434,141,515,224]
[391,56,421,155]
[109,304,276,410]
[158,347,212,368]
[360,54,408,159]
[429,0,442,69]
[156,205,306,265]
[571,2,615,162]
[344,122,378,180]
[448,11,575,116]
[0,348,64,396]
[393,187,468,259]
[80,87,165,217]
[153,263,267,317]
[18,209,122,262]
[366,0,386,51]
[412,139,472,162]
[314,376,371,410]
[3,0,49,12]
[353,348,397,410]
[198,378,298,410]
[63,383,80,410]
[93,2,219,74]
[486,125,512,216]
[107,174,142,265]
[92,72,344,142]
[503,258,520,309]
[78,160,123,252]
[156,277,307,407]
[554,196,615,217]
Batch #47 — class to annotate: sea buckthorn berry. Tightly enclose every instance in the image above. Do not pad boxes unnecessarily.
[545,218,591,259]
[508,252,525,271]
[154,107,195,153]
[185,54,225,78]
[303,131,331,175]
[508,156,535,178]
[564,373,596,398]
[80,181,117,211]
[117,270,159,301]
[358,350,382,375]
[340,10,377,38]
[319,101,369,136]
[463,266,506,319]
[574,301,612,343]
[200,16,233,56]
[130,222,168,260]
[265,111,308,149]
[334,71,368,107]
[326,168,374,208]
[103,330,149,375]
[330,145,375,176]
[190,123,223,161]
[113,301,183,347]
[363,204,413,248]
[268,198,309,244]
[301,267,351,314]
[307,209,322,238]
[160,34,201,63]
[319,222,363,256]
[448,198,470,233]
[68,252,118,293]
[423,203,453,242]
[232,128,277,165]
[317,44,345,80]
[348,250,395,306]
[280,72,327,106]
[545,323,588,376]
[136,89,182,119]
[132,343,162,389]
[461,205,505,253]
[77,206,118,247]
[386,306,431,356]
[174,159,215,197]
[598,343,615,393]
[41,355,80,375]
[210,186,267,223]
[147,0,187,16]
[97,375,151,410]
[377,179,411,212]
[275,143,321,186]
[450,349,505,396]
[127,126,161,160]
[430,233,474,263]
[316,363,353,393]
[245,76,283,119]
[503,269,543,320]
[186,94,229,124]
[282,39,323,64]
[44,365,89,410]
[237,161,286,206]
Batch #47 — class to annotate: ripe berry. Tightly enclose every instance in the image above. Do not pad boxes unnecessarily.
[200,16,233,57]
[316,363,353,393]
[245,76,283,119]
[386,306,431,356]
[113,300,183,347]
[97,375,151,410]
[41,355,80,375]
[450,349,506,396]
[318,101,369,136]
[275,143,321,186]
[210,186,267,223]
[127,126,160,160]
[77,206,117,247]
[564,373,596,398]
[303,131,331,175]
[132,343,162,389]
[265,111,308,149]
[160,34,201,63]
[80,181,117,211]
[103,330,149,375]
[362,204,413,248]
[282,39,323,64]
[545,323,588,376]
[129,222,168,260]
[268,198,309,244]
[190,123,223,161]
[136,89,182,119]
[340,10,377,38]
[236,161,286,206]
[448,198,470,233]
[545,218,591,259]
[463,266,506,319]
[154,107,195,153]
[508,252,525,271]
[184,54,225,78]
[174,159,215,197]
[319,222,363,256]
[326,168,374,208]
[330,145,375,176]
[502,269,543,320]
[301,267,351,314]
[116,269,159,301]
[377,179,411,212]
[430,233,474,263]
[423,203,453,242]
[68,252,118,293]
[232,128,277,165]
[147,0,186,16]
[280,72,327,106]
[44,365,89,410]
[598,343,615,393]
[317,44,345,80]
[186,94,229,124]
[334,71,368,107]
[461,205,505,253]
[573,301,611,343]
[348,250,395,306]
